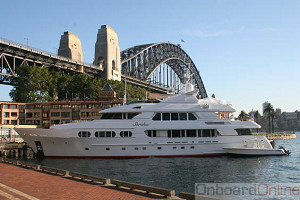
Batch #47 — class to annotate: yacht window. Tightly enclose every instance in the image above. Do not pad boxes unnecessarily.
[120,131,133,137]
[198,130,202,137]
[146,130,157,137]
[191,146,195,149]
[162,113,170,120]
[171,113,179,120]
[173,147,177,149]
[168,130,171,138]
[78,131,91,138]
[106,148,110,150]
[181,146,185,149]
[181,130,185,137]
[235,129,252,135]
[100,113,114,119]
[157,147,162,150]
[188,113,197,120]
[100,112,139,119]
[152,113,161,121]
[128,113,139,119]
[179,113,187,120]
[186,130,197,137]
[133,106,142,109]
[172,130,181,138]
[142,147,146,150]
[113,113,122,119]
[202,129,212,137]
[122,147,126,150]
[95,131,116,137]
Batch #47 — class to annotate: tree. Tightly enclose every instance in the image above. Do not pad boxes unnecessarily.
[254,110,261,122]
[10,65,147,102]
[263,103,274,133]
[238,110,248,121]
[270,109,277,133]
[9,66,56,102]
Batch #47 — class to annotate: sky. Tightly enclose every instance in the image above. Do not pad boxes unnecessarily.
[0,0,300,115]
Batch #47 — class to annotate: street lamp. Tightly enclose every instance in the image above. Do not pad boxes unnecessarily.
[24,38,29,48]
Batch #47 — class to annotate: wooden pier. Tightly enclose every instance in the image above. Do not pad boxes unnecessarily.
[254,132,296,140]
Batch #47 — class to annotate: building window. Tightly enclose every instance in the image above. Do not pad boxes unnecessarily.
[51,120,60,125]
[78,131,91,138]
[61,105,71,109]
[19,105,25,110]
[61,112,70,118]
[26,113,33,118]
[10,105,17,109]
[3,104,9,109]
[42,105,50,110]
[3,120,9,124]
[51,112,60,117]
[120,131,132,137]
[3,112,10,118]
[72,112,80,118]
[72,104,81,110]
[52,105,60,109]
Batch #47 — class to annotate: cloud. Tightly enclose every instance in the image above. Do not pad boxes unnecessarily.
[183,27,275,38]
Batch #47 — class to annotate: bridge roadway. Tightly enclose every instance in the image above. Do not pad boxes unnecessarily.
[0,38,170,93]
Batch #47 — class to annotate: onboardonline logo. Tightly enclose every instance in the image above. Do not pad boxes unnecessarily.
[195,183,300,199]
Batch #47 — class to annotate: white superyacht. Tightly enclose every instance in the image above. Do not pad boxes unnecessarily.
[15,78,288,158]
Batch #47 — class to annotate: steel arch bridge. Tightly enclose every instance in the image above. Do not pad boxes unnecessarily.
[121,42,207,98]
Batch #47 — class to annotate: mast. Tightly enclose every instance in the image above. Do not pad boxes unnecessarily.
[123,76,127,105]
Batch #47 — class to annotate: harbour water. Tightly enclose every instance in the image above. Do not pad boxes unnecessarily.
[31,132,300,199]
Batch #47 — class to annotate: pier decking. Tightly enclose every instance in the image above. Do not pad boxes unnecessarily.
[0,162,169,200]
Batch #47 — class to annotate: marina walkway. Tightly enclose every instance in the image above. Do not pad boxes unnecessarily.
[0,163,167,200]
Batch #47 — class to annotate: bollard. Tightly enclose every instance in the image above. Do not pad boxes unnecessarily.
[64,171,71,177]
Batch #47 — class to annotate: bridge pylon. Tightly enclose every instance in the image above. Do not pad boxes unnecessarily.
[93,25,121,81]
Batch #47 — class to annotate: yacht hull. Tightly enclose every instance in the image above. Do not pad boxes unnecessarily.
[15,128,273,158]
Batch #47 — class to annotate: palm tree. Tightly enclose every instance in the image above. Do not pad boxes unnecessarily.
[238,110,247,121]
[263,103,274,133]
[254,110,261,133]
[270,110,277,133]
[254,110,261,122]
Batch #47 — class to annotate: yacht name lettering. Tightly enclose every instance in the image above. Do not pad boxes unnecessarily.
[133,122,149,126]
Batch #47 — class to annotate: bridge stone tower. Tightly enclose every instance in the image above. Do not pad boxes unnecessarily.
[58,31,83,62]
[93,25,121,81]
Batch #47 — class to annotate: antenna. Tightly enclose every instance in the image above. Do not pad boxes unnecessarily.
[123,76,127,105]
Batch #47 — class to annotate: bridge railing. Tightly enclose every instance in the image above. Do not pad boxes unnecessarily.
[0,37,99,70]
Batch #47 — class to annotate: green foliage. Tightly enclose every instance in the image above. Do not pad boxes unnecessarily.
[10,66,147,102]
[10,66,56,102]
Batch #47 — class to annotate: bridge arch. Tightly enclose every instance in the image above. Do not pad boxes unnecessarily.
[121,42,207,98]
